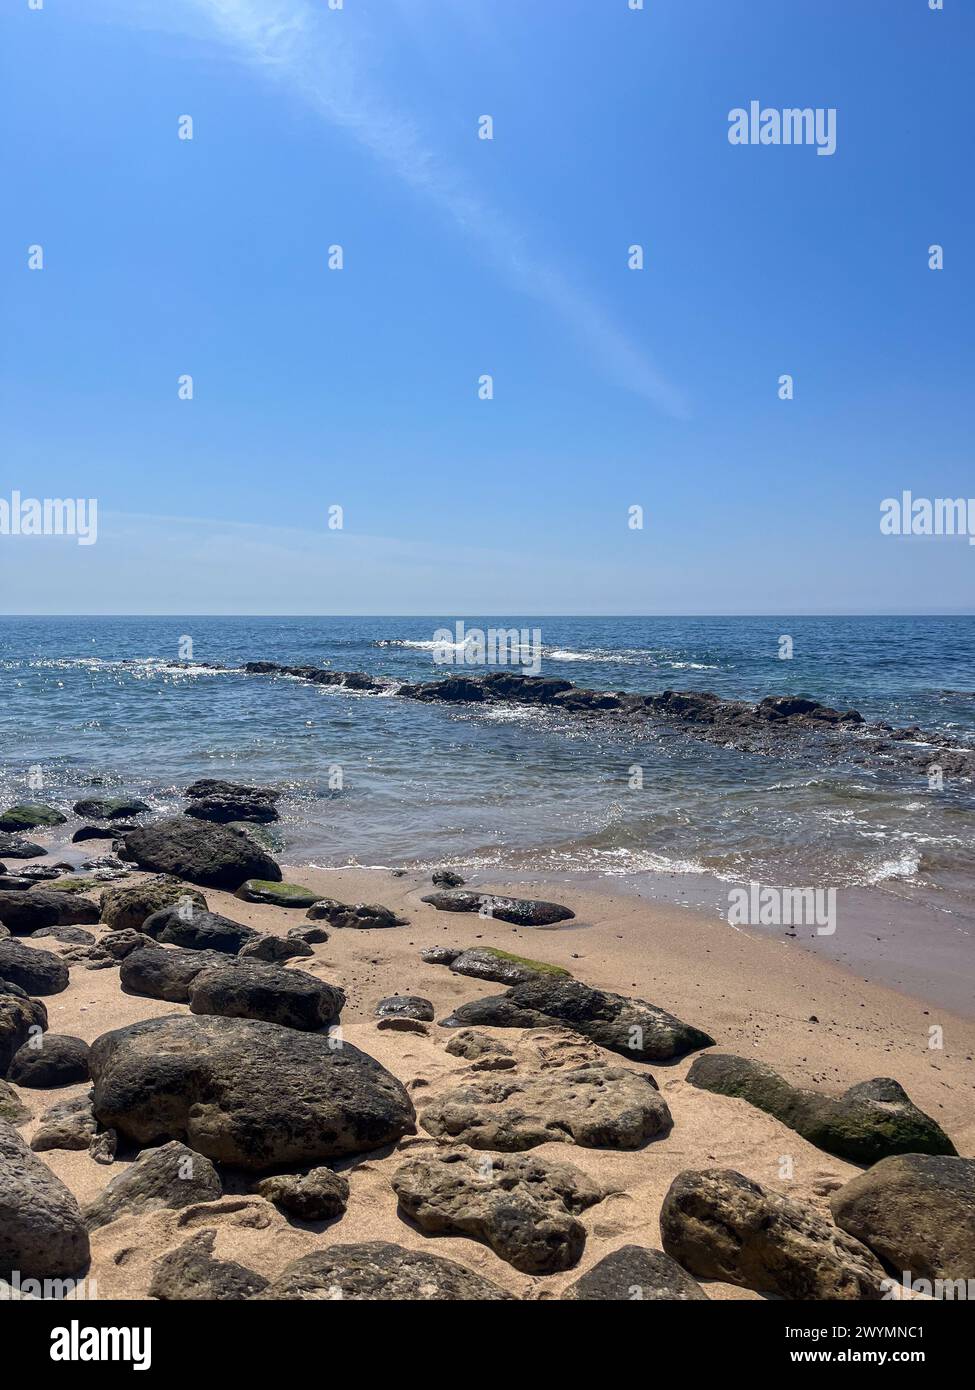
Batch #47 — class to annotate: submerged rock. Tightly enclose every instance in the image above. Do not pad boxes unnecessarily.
[420,1064,672,1151]
[421,889,574,926]
[72,796,150,820]
[660,1168,886,1300]
[255,1241,513,1301]
[89,1013,416,1169]
[441,978,714,1063]
[393,1147,602,1274]
[830,1154,975,1285]
[686,1055,956,1163]
[184,779,280,826]
[562,1246,708,1301]
[120,816,281,890]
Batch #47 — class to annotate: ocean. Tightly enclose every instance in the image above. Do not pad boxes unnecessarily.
[2,614,973,914]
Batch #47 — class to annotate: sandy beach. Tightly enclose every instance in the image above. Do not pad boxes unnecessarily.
[9,863,973,1302]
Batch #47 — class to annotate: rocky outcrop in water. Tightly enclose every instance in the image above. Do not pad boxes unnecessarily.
[184,779,280,825]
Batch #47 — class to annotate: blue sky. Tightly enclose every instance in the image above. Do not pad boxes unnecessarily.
[1,0,972,615]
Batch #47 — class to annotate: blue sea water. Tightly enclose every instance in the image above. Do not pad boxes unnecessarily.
[1,615,973,903]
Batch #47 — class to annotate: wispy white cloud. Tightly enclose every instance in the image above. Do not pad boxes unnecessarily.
[169,0,688,416]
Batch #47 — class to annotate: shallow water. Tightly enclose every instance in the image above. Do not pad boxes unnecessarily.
[1,615,973,915]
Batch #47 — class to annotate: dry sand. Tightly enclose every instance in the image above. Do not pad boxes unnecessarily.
[8,866,975,1300]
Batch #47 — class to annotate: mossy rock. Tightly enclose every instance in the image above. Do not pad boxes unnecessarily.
[0,804,67,832]
[41,878,93,895]
[235,880,324,908]
[478,948,570,977]
[446,946,571,987]
[687,1055,957,1164]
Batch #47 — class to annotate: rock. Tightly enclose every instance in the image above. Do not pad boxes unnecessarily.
[188,959,345,1031]
[686,1055,957,1163]
[255,1241,513,1301]
[184,779,280,826]
[443,1029,517,1071]
[0,1118,90,1277]
[394,1148,602,1274]
[376,995,434,1022]
[72,797,150,820]
[30,1095,98,1153]
[561,1246,708,1301]
[141,902,259,954]
[100,876,208,932]
[120,816,282,890]
[0,985,48,1075]
[421,889,574,926]
[305,899,407,929]
[432,869,465,888]
[120,946,230,1003]
[420,945,460,965]
[830,1154,975,1285]
[441,978,714,1063]
[421,1065,672,1151]
[0,888,98,935]
[0,804,66,832]
[239,933,313,963]
[0,940,69,996]
[98,929,153,960]
[72,824,126,843]
[376,1017,428,1035]
[149,1229,269,1300]
[255,1167,349,1221]
[0,876,33,891]
[30,926,96,945]
[83,1140,223,1231]
[88,1130,117,1165]
[0,1079,30,1125]
[447,947,570,986]
[0,925,7,941]
[89,1013,416,1169]
[16,865,66,881]
[660,1169,887,1300]
[235,880,322,907]
[287,924,329,946]
[0,834,46,859]
[8,1035,90,1088]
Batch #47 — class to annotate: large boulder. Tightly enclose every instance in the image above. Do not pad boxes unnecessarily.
[141,903,259,954]
[88,1013,416,1169]
[660,1169,886,1300]
[188,959,345,1031]
[83,1140,223,1231]
[72,797,150,820]
[0,804,66,832]
[100,876,207,932]
[686,1055,956,1163]
[561,1246,708,1301]
[420,1065,672,1151]
[0,940,69,996]
[255,1241,513,1301]
[392,1148,603,1274]
[0,889,98,935]
[8,1034,90,1088]
[421,889,574,926]
[0,984,47,1075]
[120,946,231,1003]
[0,1118,90,1278]
[148,1229,269,1300]
[441,978,714,1063]
[120,817,281,890]
[830,1154,975,1285]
